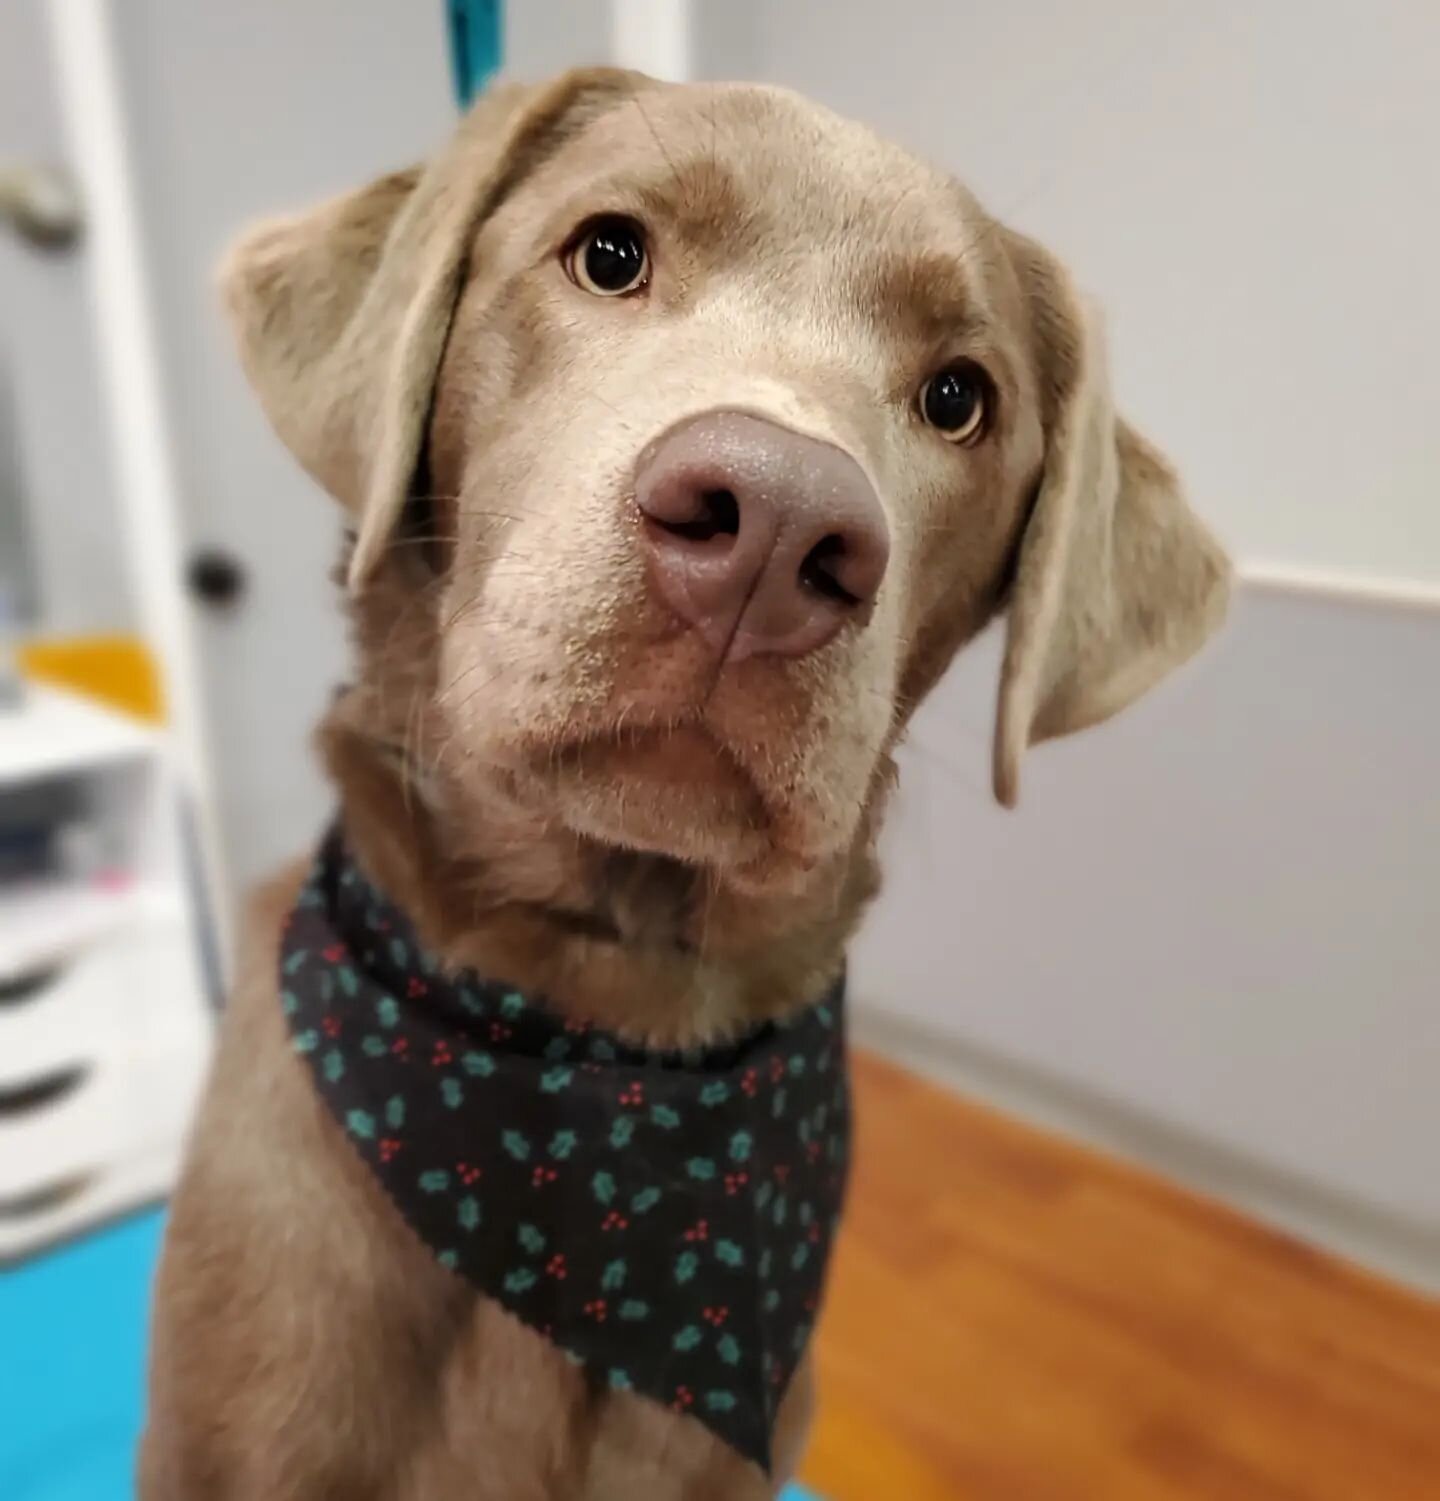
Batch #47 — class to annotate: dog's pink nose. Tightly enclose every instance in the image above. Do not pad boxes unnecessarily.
[634,411,889,662]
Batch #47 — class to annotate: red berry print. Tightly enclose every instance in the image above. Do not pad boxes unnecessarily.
[406,976,427,999]
[769,1056,786,1085]
[773,1163,790,1185]
[431,1040,453,1067]
[322,944,344,963]
[672,1385,694,1411]
[489,1021,513,1043]
[531,1165,558,1188]
[321,1014,341,1039]
[618,1082,644,1108]
[456,1161,483,1187]
[807,1221,821,1245]
[391,1036,410,1059]
[378,1138,403,1164]
[601,1210,629,1232]
[545,1253,567,1280]
[806,1140,822,1164]
[563,1018,590,1035]
[723,1171,749,1197]
[682,1218,710,1244]
[580,1063,603,1076]
[740,1068,759,1098]
[701,1306,729,1328]
[582,1298,608,1323]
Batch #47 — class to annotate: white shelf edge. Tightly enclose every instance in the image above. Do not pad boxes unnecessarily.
[1238,561,1440,615]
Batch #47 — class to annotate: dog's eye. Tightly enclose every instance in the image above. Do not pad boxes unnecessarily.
[919,364,990,444]
[566,217,650,297]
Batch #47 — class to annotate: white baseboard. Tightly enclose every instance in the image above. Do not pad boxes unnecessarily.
[850,1001,1440,1296]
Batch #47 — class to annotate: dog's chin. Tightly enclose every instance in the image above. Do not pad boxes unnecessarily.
[532,725,767,866]
[500,724,834,892]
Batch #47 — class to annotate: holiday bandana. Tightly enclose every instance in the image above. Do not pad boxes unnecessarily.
[280,827,850,1473]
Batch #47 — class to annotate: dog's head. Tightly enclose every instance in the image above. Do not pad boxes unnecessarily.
[225,69,1228,905]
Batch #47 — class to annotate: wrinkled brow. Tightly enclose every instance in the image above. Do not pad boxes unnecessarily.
[868,248,996,347]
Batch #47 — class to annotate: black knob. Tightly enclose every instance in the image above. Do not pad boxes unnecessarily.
[187,549,246,608]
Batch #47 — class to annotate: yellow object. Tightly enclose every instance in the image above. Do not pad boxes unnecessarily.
[18,634,166,723]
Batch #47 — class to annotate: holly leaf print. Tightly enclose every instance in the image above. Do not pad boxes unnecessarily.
[539,1067,573,1094]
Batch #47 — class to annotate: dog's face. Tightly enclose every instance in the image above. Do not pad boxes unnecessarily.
[226,70,1228,899]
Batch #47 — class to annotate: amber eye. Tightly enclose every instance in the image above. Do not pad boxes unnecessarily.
[919,363,990,444]
[565,217,650,296]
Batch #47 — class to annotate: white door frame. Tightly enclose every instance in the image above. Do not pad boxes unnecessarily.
[45,0,233,968]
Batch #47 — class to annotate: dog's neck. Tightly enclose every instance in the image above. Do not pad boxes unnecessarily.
[317,696,884,1049]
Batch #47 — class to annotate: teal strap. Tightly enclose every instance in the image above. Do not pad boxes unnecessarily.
[446,0,503,108]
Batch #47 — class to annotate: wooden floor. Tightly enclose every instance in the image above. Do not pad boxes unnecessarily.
[799,1053,1440,1501]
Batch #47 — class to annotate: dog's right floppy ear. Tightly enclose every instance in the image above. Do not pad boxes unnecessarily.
[220,68,648,588]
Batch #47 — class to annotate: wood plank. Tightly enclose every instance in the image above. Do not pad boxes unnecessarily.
[800,1053,1440,1500]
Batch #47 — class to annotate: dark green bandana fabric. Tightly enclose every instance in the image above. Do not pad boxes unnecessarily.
[279,827,850,1473]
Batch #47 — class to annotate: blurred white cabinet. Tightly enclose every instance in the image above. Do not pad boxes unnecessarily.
[0,686,211,1259]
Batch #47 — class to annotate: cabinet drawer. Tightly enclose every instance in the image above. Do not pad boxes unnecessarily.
[0,1020,208,1202]
[0,923,201,1087]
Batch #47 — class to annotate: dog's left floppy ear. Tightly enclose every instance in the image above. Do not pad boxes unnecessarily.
[993,230,1231,807]
[221,67,649,588]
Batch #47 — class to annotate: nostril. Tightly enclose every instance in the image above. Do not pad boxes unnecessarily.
[651,488,741,544]
[799,534,863,607]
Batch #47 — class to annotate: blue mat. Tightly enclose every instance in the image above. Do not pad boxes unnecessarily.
[0,1208,821,1498]
[1,1208,163,1501]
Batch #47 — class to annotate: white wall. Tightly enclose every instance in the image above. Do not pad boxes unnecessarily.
[851,589,1440,1281]
[1,1,133,632]
[710,0,1440,592]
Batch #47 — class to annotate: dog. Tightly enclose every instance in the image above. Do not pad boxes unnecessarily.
[141,68,1229,1500]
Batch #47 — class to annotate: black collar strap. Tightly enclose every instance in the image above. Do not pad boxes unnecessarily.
[279,826,850,1473]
